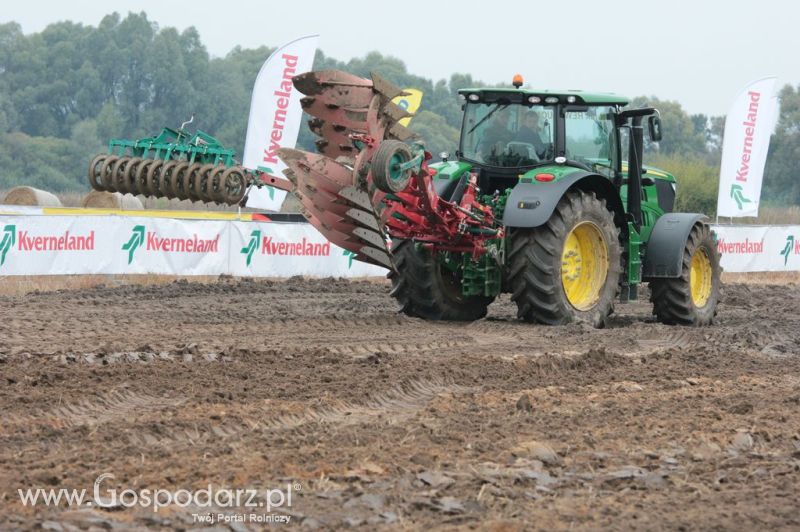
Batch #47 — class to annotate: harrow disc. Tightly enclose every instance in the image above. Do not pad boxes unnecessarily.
[145,160,165,198]
[194,164,217,203]
[135,160,153,196]
[100,156,119,192]
[172,162,190,200]
[112,157,133,194]
[208,167,227,203]
[222,167,247,204]
[88,155,107,191]
[159,161,179,197]
[123,158,143,195]
[184,163,203,202]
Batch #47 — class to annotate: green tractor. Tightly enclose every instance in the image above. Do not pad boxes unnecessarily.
[278,70,721,327]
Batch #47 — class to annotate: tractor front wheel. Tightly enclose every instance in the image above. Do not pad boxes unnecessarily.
[649,224,721,326]
[388,239,493,321]
[509,190,622,327]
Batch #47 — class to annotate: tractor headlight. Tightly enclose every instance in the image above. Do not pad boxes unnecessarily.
[528,96,541,104]
[566,95,577,103]
[468,93,480,102]
[544,96,559,104]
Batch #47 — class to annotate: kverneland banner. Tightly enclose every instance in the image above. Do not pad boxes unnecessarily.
[229,222,385,277]
[242,35,319,211]
[712,224,800,272]
[0,215,385,277]
[0,216,229,275]
[1,215,798,276]
[717,77,779,217]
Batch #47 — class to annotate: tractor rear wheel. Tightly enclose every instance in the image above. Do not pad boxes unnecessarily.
[509,190,621,327]
[649,223,721,326]
[388,239,493,321]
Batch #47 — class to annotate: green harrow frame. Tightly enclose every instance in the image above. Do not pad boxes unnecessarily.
[87,126,285,206]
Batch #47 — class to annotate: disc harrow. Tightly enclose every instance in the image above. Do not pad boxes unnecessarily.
[88,126,291,206]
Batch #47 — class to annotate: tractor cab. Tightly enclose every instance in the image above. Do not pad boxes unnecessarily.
[456,84,630,188]
[453,78,671,238]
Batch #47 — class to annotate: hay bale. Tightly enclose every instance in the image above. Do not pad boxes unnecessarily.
[279,194,303,213]
[81,191,144,210]
[2,186,62,207]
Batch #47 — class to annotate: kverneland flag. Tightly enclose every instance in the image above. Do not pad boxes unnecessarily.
[242,35,319,211]
[717,77,779,217]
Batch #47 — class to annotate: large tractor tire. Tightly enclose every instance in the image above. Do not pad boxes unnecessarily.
[649,223,721,326]
[509,190,622,327]
[388,239,493,321]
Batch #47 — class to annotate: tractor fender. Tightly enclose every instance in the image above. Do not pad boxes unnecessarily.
[502,171,626,232]
[642,213,709,278]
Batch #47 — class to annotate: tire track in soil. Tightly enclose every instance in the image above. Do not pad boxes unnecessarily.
[256,315,412,332]
[1,389,184,434]
[51,351,229,365]
[635,330,694,354]
[127,378,468,447]
[322,338,476,356]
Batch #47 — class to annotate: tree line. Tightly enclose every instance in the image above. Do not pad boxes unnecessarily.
[0,12,798,214]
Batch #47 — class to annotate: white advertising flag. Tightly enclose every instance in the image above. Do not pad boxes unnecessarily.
[717,77,778,217]
[242,35,319,211]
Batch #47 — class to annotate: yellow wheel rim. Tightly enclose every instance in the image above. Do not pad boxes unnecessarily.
[690,247,713,307]
[561,222,609,311]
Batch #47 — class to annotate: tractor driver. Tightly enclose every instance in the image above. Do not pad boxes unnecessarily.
[479,111,514,161]
[516,111,547,159]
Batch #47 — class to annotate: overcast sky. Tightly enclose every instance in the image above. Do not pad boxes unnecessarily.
[3,0,797,115]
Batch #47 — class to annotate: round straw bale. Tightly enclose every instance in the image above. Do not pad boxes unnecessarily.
[81,190,143,210]
[2,186,63,207]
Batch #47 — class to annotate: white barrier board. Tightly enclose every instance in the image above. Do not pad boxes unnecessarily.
[0,214,797,276]
[712,224,800,272]
[228,221,385,277]
[0,216,386,277]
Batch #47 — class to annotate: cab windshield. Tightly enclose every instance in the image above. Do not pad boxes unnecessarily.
[460,103,555,168]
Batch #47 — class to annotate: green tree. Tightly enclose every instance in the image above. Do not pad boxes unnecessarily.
[629,96,707,157]
[764,84,800,205]
[409,111,460,158]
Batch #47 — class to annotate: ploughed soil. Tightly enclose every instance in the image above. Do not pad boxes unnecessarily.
[1,277,799,530]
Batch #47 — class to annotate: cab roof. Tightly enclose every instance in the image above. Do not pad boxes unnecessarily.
[458,87,629,106]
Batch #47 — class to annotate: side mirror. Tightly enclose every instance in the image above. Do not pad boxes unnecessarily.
[648,115,663,142]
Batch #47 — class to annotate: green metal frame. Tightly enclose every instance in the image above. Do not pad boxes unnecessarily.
[107,127,237,166]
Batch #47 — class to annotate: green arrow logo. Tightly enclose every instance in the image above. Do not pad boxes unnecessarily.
[730,184,753,210]
[122,225,145,264]
[257,166,276,201]
[343,249,356,269]
[780,235,795,266]
[241,229,261,266]
[0,224,16,267]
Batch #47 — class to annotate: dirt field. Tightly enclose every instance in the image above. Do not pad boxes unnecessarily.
[1,277,799,530]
